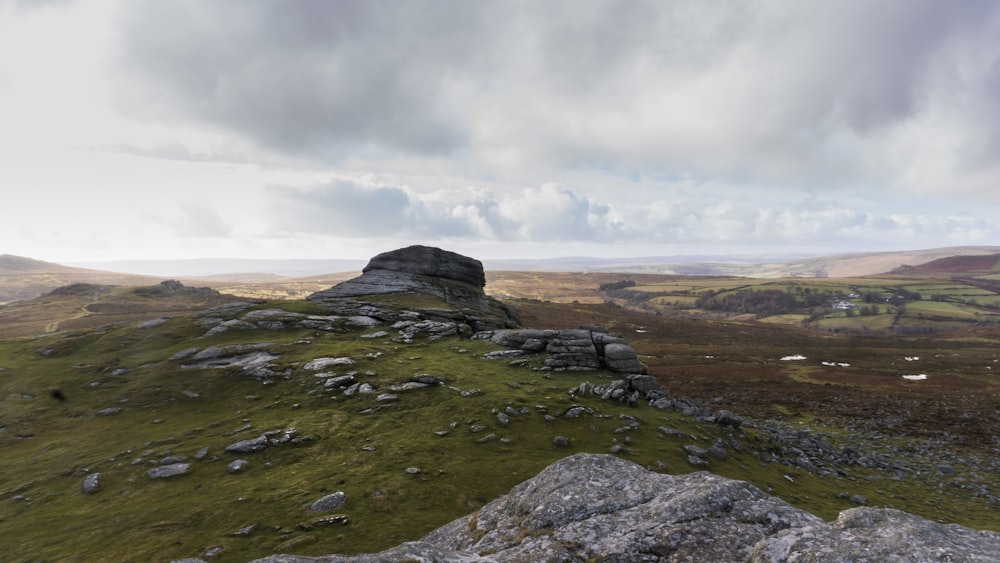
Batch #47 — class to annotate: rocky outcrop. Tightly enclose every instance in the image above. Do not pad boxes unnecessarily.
[308,246,517,332]
[364,245,486,287]
[253,453,1000,563]
[485,327,645,374]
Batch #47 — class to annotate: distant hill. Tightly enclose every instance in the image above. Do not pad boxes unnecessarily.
[519,246,1000,278]
[0,279,248,338]
[889,254,1000,276]
[0,254,169,304]
[66,258,367,278]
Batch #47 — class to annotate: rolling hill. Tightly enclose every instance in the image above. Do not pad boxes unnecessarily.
[0,254,166,304]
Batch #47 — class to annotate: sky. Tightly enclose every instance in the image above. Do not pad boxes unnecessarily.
[3,0,1000,265]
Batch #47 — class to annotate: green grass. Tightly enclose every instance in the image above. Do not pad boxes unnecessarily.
[2,299,999,562]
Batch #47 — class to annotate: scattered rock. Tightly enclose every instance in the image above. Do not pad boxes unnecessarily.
[147,463,190,479]
[552,436,571,447]
[225,435,270,454]
[81,473,100,494]
[313,515,350,527]
[306,357,355,371]
[230,523,256,537]
[227,459,249,474]
[310,492,347,512]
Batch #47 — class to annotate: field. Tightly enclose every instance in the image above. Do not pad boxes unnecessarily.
[485,271,1000,334]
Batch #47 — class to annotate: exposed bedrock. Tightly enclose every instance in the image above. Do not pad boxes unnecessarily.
[253,453,1000,562]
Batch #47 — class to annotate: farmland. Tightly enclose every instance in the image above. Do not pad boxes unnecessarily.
[488,273,1000,334]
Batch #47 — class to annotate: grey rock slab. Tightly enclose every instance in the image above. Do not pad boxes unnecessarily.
[749,507,1000,562]
[423,453,822,562]
[310,491,347,512]
[147,463,190,479]
[250,541,486,562]
[225,435,269,454]
[304,357,354,370]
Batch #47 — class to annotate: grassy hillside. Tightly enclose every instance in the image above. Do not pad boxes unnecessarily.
[0,255,169,305]
[1,290,998,561]
[0,281,250,339]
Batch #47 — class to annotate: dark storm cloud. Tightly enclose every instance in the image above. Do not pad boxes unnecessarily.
[112,0,1000,194]
[114,0,488,157]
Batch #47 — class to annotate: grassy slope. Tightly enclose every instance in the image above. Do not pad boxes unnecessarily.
[2,294,999,562]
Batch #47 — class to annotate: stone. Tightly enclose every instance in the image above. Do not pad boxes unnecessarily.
[411,374,445,385]
[749,507,1000,562]
[227,459,249,474]
[310,492,347,512]
[147,463,190,479]
[231,523,256,537]
[552,435,571,447]
[81,472,100,494]
[225,435,270,454]
[304,357,354,370]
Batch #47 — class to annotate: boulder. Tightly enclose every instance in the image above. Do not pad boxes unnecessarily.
[225,435,270,454]
[81,473,100,494]
[147,463,190,479]
[310,492,347,512]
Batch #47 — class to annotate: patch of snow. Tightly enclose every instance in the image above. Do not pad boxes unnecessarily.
[904,356,920,361]
[780,355,807,361]
[821,361,851,367]
[902,374,927,381]
[635,329,648,333]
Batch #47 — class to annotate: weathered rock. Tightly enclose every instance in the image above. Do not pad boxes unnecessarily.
[310,492,347,512]
[225,435,270,454]
[364,245,486,287]
[147,463,190,479]
[304,357,354,370]
[420,453,821,561]
[603,342,642,373]
[307,246,517,332]
[251,541,485,562]
[227,459,249,474]
[411,374,445,385]
[81,472,100,494]
[749,507,1000,562]
[254,453,1000,562]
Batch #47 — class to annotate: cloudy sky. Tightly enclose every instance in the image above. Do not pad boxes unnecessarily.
[3,0,1000,264]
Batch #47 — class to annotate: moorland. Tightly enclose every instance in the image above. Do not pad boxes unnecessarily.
[0,248,999,561]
